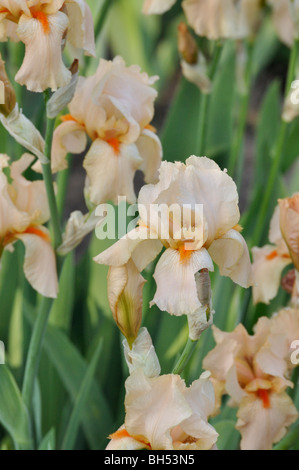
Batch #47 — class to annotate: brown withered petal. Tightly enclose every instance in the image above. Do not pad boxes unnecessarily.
[0,55,16,117]
[178,22,198,65]
[281,269,296,294]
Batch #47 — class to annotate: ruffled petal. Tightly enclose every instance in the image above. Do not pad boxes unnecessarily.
[136,128,162,184]
[93,226,163,272]
[173,373,219,449]
[106,426,148,450]
[251,245,291,304]
[10,153,50,224]
[50,121,87,173]
[203,334,239,382]
[0,171,31,238]
[182,0,250,40]
[125,370,192,450]
[83,139,142,206]
[151,247,214,316]
[15,229,58,298]
[65,0,96,57]
[237,392,298,450]
[208,229,252,288]
[15,11,71,92]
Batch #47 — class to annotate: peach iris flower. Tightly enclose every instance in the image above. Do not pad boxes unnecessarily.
[94,156,252,317]
[142,0,177,14]
[251,199,298,305]
[143,0,296,47]
[258,307,299,375]
[0,0,95,92]
[51,56,162,206]
[203,319,298,450]
[182,0,262,40]
[107,369,218,450]
[0,153,58,297]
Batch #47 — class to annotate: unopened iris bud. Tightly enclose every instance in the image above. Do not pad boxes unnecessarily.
[107,260,145,347]
[0,55,16,117]
[123,327,161,378]
[178,22,198,65]
[178,22,212,94]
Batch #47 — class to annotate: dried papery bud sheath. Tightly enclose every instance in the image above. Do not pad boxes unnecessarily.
[188,269,214,340]
[0,55,16,117]
[46,60,79,119]
[0,105,46,163]
[178,22,212,94]
[279,195,299,271]
[178,22,198,65]
[107,261,145,347]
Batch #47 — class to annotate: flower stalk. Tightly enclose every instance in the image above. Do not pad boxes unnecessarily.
[228,39,254,185]
[41,91,62,249]
[22,90,63,421]
[197,41,223,155]
[172,336,198,376]
[274,422,299,450]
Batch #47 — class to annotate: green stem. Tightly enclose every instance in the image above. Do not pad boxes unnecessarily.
[21,297,53,412]
[56,154,71,220]
[197,94,209,156]
[22,91,64,428]
[85,0,113,70]
[273,422,299,450]
[197,42,223,155]
[228,40,254,184]
[95,0,113,39]
[251,39,299,248]
[41,91,62,249]
[172,337,197,376]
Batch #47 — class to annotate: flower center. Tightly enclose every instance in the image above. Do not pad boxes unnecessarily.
[3,226,50,246]
[179,244,193,263]
[30,8,50,34]
[106,137,120,155]
[257,389,271,409]
[109,428,151,449]
[266,249,290,261]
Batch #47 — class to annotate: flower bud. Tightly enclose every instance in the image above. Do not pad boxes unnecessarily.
[178,23,211,94]
[57,210,101,256]
[279,194,299,271]
[0,55,16,117]
[188,269,214,340]
[123,327,161,378]
[46,60,79,119]
[107,260,145,347]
